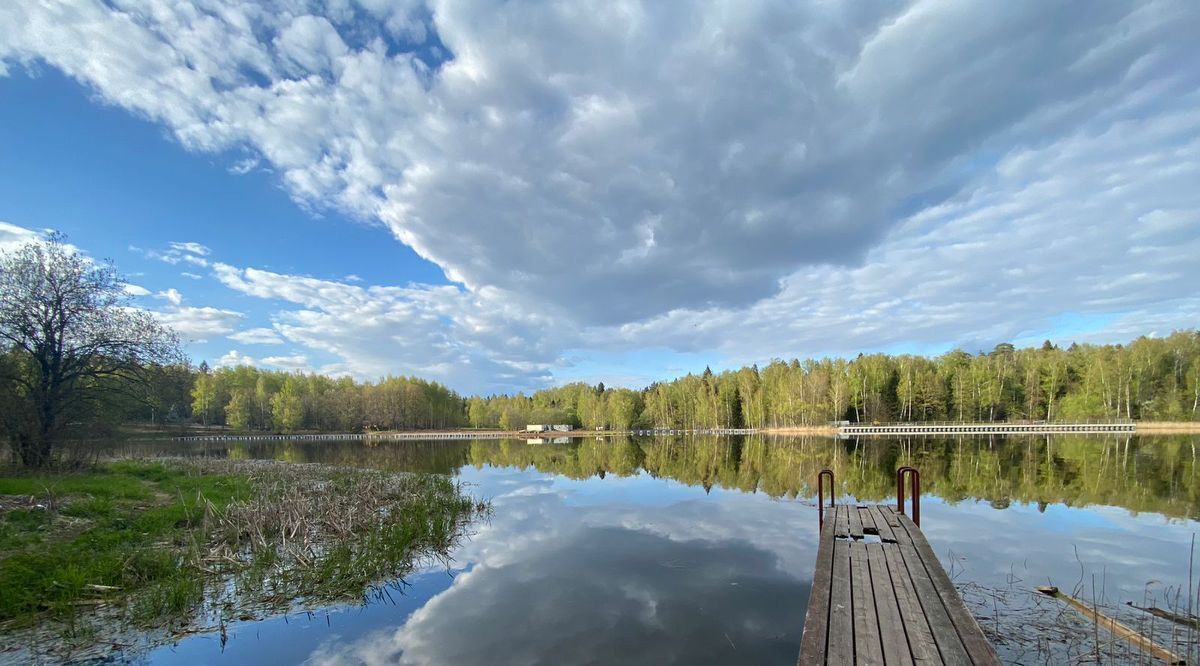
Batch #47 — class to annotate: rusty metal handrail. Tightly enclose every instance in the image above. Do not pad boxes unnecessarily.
[896,466,920,526]
[817,469,835,528]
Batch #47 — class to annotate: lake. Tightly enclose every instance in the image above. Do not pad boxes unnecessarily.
[115,434,1199,664]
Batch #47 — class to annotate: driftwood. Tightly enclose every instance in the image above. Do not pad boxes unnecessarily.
[1036,586,1185,664]
[1126,601,1200,631]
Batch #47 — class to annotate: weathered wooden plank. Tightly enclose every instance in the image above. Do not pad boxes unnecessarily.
[798,503,837,665]
[883,544,941,665]
[881,504,905,531]
[866,542,914,666]
[859,506,877,536]
[850,542,884,666]
[894,514,1001,666]
[868,506,898,543]
[848,504,864,540]
[896,540,971,665]
[828,539,854,664]
[835,505,851,539]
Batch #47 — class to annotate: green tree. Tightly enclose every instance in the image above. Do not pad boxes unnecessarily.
[467,396,487,428]
[0,235,179,466]
[1188,356,1200,418]
[606,389,641,430]
[191,363,215,426]
[225,388,253,431]
[271,377,305,432]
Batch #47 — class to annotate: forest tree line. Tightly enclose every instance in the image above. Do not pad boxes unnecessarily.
[104,435,1200,519]
[122,331,1200,433]
[16,232,1187,465]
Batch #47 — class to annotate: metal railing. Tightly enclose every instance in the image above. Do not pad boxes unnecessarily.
[896,466,921,527]
[817,469,835,529]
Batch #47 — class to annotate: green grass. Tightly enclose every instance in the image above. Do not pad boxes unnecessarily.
[0,461,250,627]
[0,469,154,501]
[0,458,487,661]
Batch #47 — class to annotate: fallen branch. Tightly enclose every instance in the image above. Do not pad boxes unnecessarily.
[1035,586,1185,664]
[1125,601,1200,631]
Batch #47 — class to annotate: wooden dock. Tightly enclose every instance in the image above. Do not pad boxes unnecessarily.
[840,422,1133,436]
[798,504,999,665]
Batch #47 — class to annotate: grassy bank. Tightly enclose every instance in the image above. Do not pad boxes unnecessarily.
[0,458,488,660]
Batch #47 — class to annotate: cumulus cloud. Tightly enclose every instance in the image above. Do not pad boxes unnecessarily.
[211,260,564,390]
[152,303,244,343]
[3,2,1199,382]
[5,2,1197,317]
[594,107,1200,361]
[0,220,42,253]
[123,283,151,297]
[261,353,309,369]
[155,288,184,306]
[228,326,285,345]
[217,349,256,367]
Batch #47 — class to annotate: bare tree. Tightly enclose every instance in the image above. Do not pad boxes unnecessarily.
[0,234,179,466]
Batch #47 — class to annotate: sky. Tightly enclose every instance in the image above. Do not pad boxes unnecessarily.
[1,0,1198,395]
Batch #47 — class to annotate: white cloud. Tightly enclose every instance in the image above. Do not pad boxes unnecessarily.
[228,327,285,345]
[217,349,256,367]
[180,272,203,280]
[0,221,90,261]
[153,305,244,343]
[123,283,151,297]
[155,288,183,306]
[133,242,210,268]
[3,2,1199,384]
[228,157,259,175]
[0,221,41,253]
[6,2,1197,319]
[592,106,1200,362]
[167,241,210,257]
[209,259,565,391]
[261,353,309,369]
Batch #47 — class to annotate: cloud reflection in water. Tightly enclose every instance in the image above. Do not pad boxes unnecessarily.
[305,474,811,666]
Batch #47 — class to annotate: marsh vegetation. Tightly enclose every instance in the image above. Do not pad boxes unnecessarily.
[0,458,487,661]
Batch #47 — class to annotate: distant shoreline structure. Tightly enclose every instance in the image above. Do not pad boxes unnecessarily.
[165,420,1200,442]
[837,421,1134,436]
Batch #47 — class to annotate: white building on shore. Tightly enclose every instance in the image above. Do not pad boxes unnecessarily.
[526,424,574,432]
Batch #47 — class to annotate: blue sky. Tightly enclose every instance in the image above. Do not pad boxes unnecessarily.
[1,1,1198,394]
[1,67,452,376]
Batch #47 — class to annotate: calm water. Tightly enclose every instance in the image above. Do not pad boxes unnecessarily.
[114,435,1199,664]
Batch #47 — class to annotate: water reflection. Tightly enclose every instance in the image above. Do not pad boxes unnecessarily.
[312,527,806,665]
[114,434,1200,518]
[124,435,1200,664]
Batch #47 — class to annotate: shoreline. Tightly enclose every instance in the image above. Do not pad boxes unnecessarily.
[1132,421,1200,434]
[155,420,1200,443]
